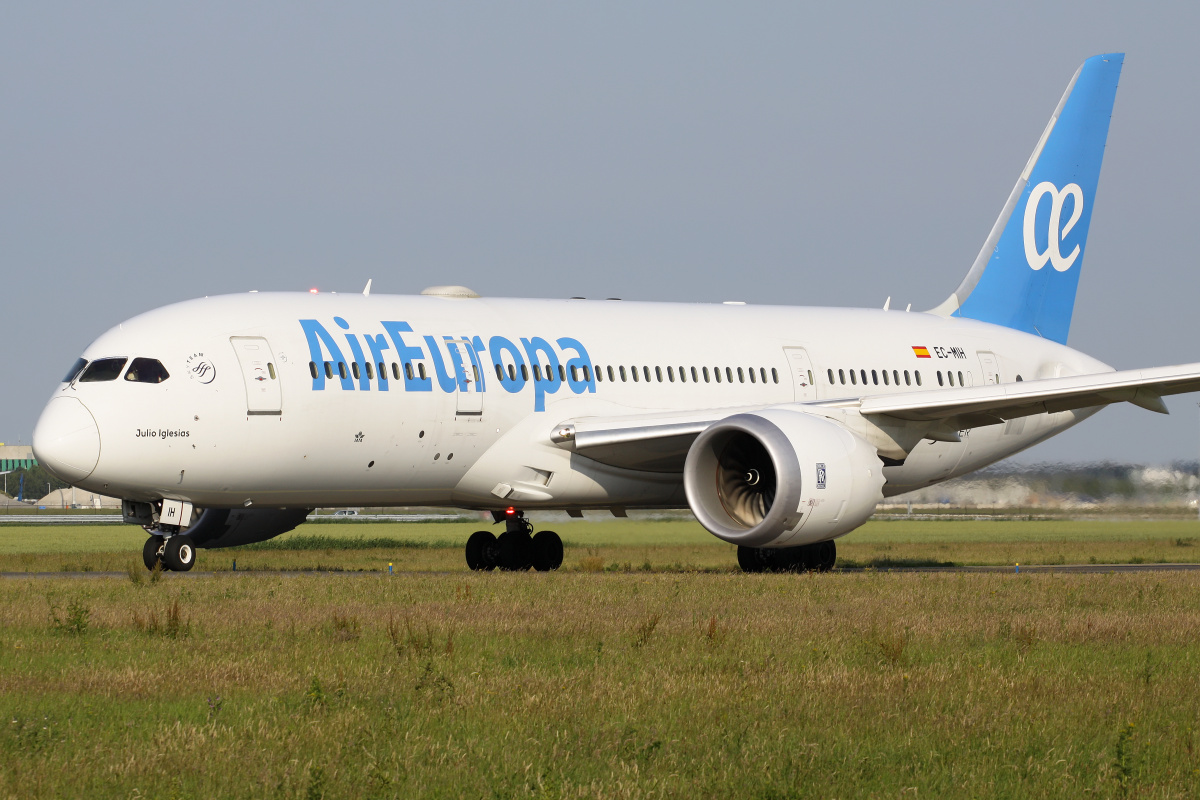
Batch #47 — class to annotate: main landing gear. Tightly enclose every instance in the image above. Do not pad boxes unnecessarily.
[143,534,197,572]
[737,540,836,574]
[465,509,563,572]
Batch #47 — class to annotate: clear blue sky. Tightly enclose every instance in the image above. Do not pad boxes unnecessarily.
[3,2,1198,463]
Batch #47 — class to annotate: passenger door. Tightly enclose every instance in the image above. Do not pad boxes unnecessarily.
[977,351,1001,385]
[230,336,282,415]
[783,347,816,402]
[446,337,484,418]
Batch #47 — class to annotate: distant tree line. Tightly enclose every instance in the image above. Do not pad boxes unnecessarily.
[1,464,71,500]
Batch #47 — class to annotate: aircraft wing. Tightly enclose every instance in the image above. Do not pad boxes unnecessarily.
[552,364,1200,471]
[859,362,1200,425]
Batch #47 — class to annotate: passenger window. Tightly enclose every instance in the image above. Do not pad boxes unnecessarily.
[572,366,580,382]
[958,371,965,386]
[643,366,651,382]
[915,371,922,386]
[338,363,348,380]
[882,370,889,386]
[521,364,529,381]
[380,362,387,381]
[268,363,276,380]
[871,369,878,385]
[608,366,616,382]
[655,366,662,382]
[749,368,756,384]
[760,368,767,383]
[533,366,541,382]
[309,362,318,379]
[771,368,779,384]
[859,369,867,385]
[620,366,627,382]
[325,362,334,379]
[79,358,128,383]
[703,367,710,383]
[904,370,910,386]
[365,362,374,380]
[850,370,857,385]
[807,370,813,385]
[937,371,944,386]
[668,366,675,382]
[558,365,566,382]
[631,367,639,382]
[714,368,722,384]
[949,372,955,387]
[124,357,171,384]
[583,366,591,382]
[392,363,401,380]
[893,370,899,385]
[827,369,834,384]
[507,364,516,381]
[692,367,699,382]
[595,365,603,382]
[839,369,845,384]
[737,367,744,383]
[63,357,89,383]
[351,362,360,380]
[726,367,733,383]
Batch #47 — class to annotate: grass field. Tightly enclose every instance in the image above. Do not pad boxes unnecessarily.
[2,518,1199,574]
[3,519,1200,798]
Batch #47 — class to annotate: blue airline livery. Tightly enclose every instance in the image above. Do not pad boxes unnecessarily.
[300,316,595,411]
[30,54,1200,575]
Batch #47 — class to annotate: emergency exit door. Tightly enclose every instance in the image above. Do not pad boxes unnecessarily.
[230,336,282,415]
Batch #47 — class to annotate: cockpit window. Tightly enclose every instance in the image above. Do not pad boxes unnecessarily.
[124,358,171,384]
[63,358,88,383]
[78,357,128,383]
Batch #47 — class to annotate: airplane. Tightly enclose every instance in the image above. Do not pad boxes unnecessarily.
[29,53,1200,574]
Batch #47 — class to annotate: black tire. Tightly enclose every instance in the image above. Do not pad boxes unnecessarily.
[498,530,533,571]
[163,535,196,572]
[737,546,771,573]
[776,547,808,573]
[465,530,497,571]
[142,536,164,571]
[531,530,563,572]
[815,540,836,572]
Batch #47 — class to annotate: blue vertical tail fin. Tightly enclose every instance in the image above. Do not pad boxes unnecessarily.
[929,54,1124,344]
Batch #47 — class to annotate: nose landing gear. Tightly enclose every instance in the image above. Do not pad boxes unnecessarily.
[465,509,563,572]
[141,534,197,572]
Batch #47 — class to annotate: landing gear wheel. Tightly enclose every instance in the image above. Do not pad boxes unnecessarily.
[163,535,196,572]
[498,530,533,571]
[737,546,773,573]
[465,530,498,571]
[143,536,164,571]
[814,540,836,572]
[531,530,563,572]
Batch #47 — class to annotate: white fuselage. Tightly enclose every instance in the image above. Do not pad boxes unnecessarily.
[44,292,1111,511]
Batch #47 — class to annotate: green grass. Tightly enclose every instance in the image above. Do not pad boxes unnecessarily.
[3,518,1200,573]
[3,570,1200,797]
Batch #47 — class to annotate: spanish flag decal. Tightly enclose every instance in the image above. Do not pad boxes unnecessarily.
[912,346,931,358]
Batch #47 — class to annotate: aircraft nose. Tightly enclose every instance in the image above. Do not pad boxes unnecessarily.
[32,397,101,483]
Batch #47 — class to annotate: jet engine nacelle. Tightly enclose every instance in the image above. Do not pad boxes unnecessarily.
[683,409,884,548]
[186,507,311,549]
